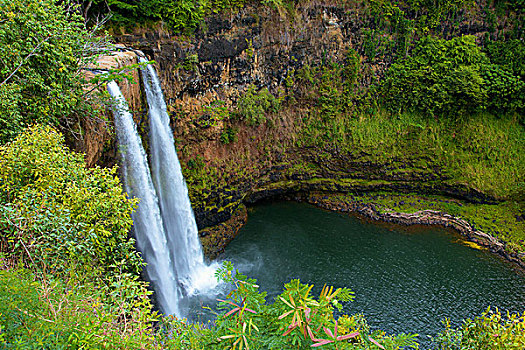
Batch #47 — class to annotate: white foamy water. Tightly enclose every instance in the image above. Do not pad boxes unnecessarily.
[108,81,181,316]
[108,58,219,318]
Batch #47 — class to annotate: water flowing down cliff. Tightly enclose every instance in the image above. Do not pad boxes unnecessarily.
[139,58,217,298]
[108,80,182,317]
[107,61,217,317]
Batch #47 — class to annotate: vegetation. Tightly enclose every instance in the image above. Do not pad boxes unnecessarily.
[435,308,525,350]
[0,125,141,283]
[0,268,157,349]
[0,260,420,349]
[3,257,524,348]
[380,35,525,119]
[299,108,524,200]
[83,0,248,32]
[0,0,112,144]
[236,85,281,126]
[1,0,524,349]
[197,100,230,128]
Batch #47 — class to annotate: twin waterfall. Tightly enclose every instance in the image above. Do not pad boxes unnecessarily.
[107,59,216,318]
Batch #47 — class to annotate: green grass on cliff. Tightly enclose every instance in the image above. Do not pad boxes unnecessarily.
[301,110,524,201]
[321,192,525,257]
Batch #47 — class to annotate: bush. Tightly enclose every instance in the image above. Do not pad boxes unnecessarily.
[236,85,281,126]
[198,99,230,128]
[435,308,525,349]
[0,125,141,282]
[0,268,158,349]
[484,39,525,80]
[381,35,525,119]
[480,64,525,114]
[0,0,107,144]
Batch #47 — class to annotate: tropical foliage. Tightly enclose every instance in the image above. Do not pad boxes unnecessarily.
[0,125,141,283]
[236,85,281,126]
[0,0,524,349]
[0,268,158,349]
[380,35,525,119]
[84,0,247,32]
[435,308,525,350]
[0,0,111,144]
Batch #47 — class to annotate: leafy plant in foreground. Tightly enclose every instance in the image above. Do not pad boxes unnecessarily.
[208,261,418,349]
[310,320,361,349]
[435,307,525,349]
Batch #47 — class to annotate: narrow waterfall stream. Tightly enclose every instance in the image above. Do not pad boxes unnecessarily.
[139,59,217,297]
[108,61,217,317]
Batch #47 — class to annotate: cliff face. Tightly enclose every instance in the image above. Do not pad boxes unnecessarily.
[113,3,383,120]
[80,1,520,255]
[80,50,143,168]
[111,0,506,112]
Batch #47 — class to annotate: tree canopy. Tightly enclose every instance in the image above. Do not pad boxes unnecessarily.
[380,35,525,119]
[0,0,108,144]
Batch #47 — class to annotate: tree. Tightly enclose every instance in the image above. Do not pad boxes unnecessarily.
[381,36,487,118]
[0,125,141,281]
[381,35,525,119]
[0,0,110,143]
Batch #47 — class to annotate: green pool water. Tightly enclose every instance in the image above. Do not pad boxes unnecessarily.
[220,201,525,344]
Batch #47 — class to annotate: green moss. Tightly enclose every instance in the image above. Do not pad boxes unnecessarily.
[326,192,524,256]
[300,110,523,201]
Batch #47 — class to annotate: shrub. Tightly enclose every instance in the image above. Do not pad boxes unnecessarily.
[0,0,109,143]
[220,126,239,144]
[381,35,525,119]
[480,64,525,114]
[0,268,158,349]
[484,39,525,80]
[236,85,281,126]
[381,35,489,118]
[0,125,141,282]
[435,308,525,349]
[198,99,230,128]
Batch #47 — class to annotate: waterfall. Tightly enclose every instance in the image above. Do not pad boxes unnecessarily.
[107,81,181,317]
[107,60,216,318]
[139,59,217,297]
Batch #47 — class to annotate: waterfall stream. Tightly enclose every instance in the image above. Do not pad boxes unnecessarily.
[139,58,217,297]
[107,61,216,317]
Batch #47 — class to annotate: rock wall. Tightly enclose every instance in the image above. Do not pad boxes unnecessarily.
[80,50,143,167]
[103,2,503,229]
[110,0,506,121]
[75,2,521,236]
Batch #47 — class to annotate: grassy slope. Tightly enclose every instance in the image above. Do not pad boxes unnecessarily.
[296,109,524,254]
[301,111,524,201]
